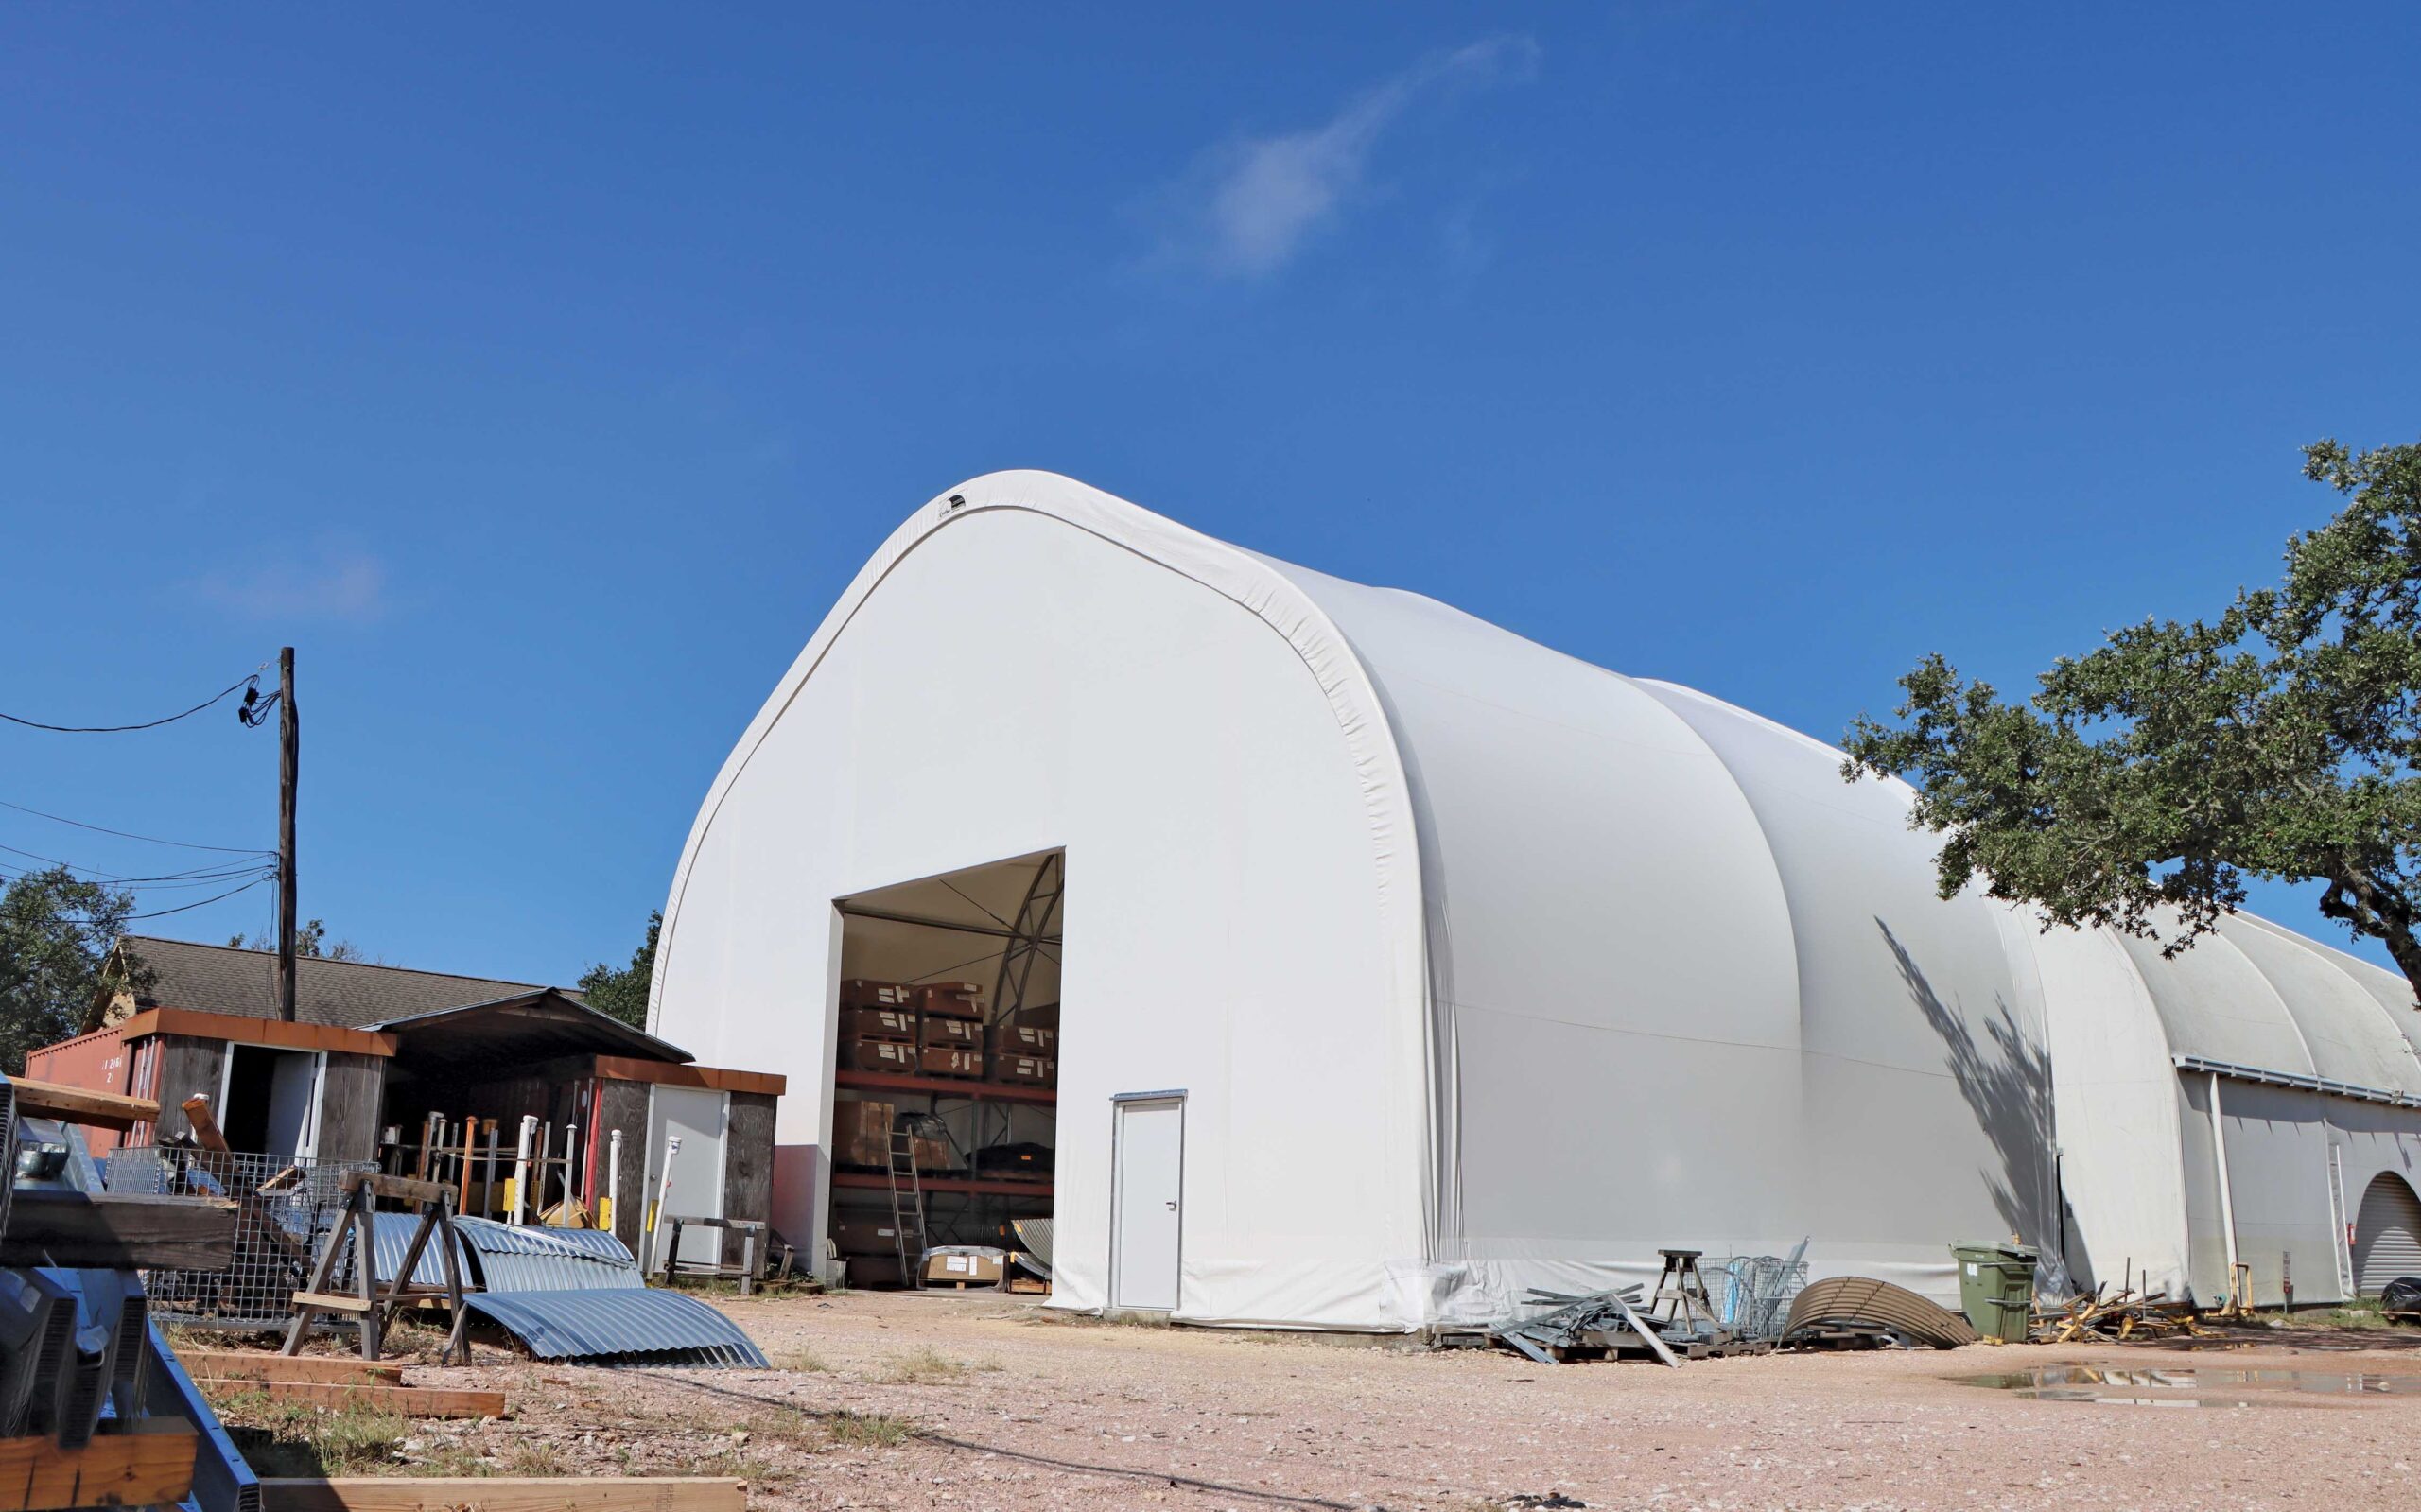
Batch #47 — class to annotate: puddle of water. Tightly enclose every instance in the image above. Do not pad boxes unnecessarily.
[1954,1364,2421,1406]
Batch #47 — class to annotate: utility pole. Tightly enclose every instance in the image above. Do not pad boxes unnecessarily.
[278,646,298,1022]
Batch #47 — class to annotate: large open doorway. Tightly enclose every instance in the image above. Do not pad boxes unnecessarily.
[827,849,1061,1290]
[220,1044,320,1158]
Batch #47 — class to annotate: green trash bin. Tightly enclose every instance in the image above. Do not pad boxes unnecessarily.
[1951,1242,2039,1342]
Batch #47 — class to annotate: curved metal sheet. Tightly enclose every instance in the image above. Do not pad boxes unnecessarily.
[461,1288,768,1367]
[452,1219,642,1293]
[454,1219,636,1263]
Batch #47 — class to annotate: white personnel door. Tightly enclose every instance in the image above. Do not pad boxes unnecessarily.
[1111,1095,1184,1312]
[647,1086,729,1269]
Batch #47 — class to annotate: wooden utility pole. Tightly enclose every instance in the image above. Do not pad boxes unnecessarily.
[278,645,298,1022]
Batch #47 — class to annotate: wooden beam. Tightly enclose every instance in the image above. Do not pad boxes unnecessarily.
[0,1189,235,1270]
[592,1055,786,1097]
[171,1349,403,1385]
[259,1478,746,1512]
[0,1424,197,1511]
[5,1074,158,1131]
[338,1171,451,1206]
[196,1380,507,1419]
[119,1007,397,1058]
[182,1094,232,1153]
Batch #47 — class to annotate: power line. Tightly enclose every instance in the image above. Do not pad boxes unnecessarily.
[0,672,264,734]
[59,875,273,925]
[0,841,273,884]
[0,796,272,856]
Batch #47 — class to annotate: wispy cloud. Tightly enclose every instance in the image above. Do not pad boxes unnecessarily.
[1152,36,1540,280]
[193,547,388,623]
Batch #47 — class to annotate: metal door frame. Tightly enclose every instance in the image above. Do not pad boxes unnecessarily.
[1108,1090,1186,1313]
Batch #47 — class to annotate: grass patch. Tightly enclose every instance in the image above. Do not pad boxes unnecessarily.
[824,1410,914,1449]
[206,1386,411,1477]
[871,1346,970,1384]
[777,1346,830,1373]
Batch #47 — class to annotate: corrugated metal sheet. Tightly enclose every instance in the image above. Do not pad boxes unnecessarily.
[341,1210,470,1291]
[453,1219,641,1293]
[461,1288,768,1367]
[455,1220,636,1265]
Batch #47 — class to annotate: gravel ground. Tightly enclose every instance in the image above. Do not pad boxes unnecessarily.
[358,1290,2421,1511]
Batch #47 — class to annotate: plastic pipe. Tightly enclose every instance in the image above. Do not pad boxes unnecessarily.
[606,1128,623,1236]
[511,1114,538,1226]
[647,1134,682,1275]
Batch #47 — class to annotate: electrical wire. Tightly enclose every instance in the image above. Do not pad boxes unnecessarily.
[0,672,263,734]
[0,860,277,893]
[59,875,272,925]
[0,841,273,884]
[0,796,273,855]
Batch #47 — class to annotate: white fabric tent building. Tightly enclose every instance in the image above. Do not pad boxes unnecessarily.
[651,470,2421,1330]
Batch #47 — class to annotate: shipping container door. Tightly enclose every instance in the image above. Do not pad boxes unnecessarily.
[1110,1094,1184,1312]
[648,1086,729,1269]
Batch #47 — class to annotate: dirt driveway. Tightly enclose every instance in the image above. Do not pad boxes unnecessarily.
[393,1290,2421,1511]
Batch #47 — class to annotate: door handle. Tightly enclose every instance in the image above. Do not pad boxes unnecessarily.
[1165,1200,1177,1210]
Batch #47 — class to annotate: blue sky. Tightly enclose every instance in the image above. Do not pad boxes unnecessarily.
[2,3,2416,984]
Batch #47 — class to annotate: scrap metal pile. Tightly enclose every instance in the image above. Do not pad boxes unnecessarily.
[1486,1247,1991,1364]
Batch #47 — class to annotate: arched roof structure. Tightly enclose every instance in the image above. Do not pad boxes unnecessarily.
[654,470,2421,1326]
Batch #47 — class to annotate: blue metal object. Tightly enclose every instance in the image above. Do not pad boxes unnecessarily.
[461,1288,769,1367]
[142,1319,261,1512]
[452,1220,638,1294]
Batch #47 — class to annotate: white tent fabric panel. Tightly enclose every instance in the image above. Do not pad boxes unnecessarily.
[2022,922,2194,1296]
[1636,683,2058,1285]
[2204,1079,2343,1306]
[2212,917,2421,1095]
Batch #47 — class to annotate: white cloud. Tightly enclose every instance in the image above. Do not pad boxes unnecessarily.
[194,547,388,623]
[1158,36,1540,279]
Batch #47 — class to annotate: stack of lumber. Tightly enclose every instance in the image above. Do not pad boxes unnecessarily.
[258,1477,745,1512]
[183,1351,507,1420]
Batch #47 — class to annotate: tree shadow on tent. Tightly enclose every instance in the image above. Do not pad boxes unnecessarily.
[1877,918,2078,1279]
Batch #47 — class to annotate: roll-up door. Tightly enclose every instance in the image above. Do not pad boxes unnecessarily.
[2353,1172,2421,1295]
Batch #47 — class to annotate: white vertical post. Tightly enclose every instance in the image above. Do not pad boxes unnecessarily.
[512,1114,538,1226]
[647,1134,683,1276]
[607,1128,624,1238]
[2209,1071,2242,1303]
[563,1122,581,1220]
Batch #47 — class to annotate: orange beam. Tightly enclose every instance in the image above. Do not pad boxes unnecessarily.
[590,1055,785,1097]
[118,1007,396,1057]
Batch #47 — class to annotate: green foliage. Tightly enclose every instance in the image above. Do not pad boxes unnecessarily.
[226,917,375,962]
[1844,437,2421,1001]
[0,864,149,1072]
[580,910,660,1029]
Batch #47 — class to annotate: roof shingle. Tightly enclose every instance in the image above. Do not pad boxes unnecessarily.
[117,934,583,1030]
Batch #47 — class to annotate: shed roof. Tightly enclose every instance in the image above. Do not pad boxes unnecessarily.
[113,934,584,1032]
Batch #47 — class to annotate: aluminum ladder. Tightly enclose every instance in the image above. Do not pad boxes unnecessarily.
[884,1126,930,1290]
